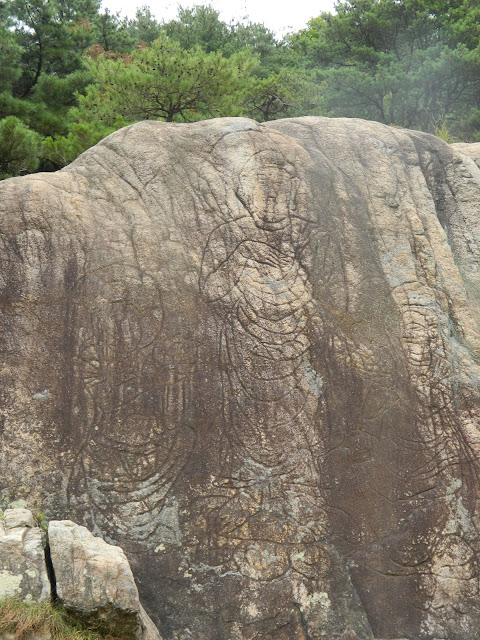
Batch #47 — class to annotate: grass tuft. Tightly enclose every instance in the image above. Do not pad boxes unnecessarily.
[0,599,113,640]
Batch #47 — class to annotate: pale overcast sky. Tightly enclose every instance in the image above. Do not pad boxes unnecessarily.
[100,0,337,36]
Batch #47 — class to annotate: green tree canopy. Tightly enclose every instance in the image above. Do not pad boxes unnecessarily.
[1,0,480,181]
[73,37,258,124]
[160,5,294,74]
[243,69,320,121]
[0,10,23,94]
[160,4,230,52]
[0,116,42,179]
[8,0,99,97]
[290,0,480,136]
[127,6,162,45]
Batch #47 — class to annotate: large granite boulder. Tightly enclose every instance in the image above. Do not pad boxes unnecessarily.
[0,117,480,639]
[48,520,161,640]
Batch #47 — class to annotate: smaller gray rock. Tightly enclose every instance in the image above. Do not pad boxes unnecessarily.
[4,509,35,529]
[48,521,163,640]
[0,514,49,602]
[7,499,28,510]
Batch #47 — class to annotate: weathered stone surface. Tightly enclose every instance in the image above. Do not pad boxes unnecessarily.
[4,508,35,529]
[0,511,161,640]
[1,117,480,639]
[48,521,162,640]
[0,510,49,602]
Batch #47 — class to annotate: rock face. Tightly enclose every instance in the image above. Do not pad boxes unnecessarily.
[48,520,160,640]
[0,117,480,639]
